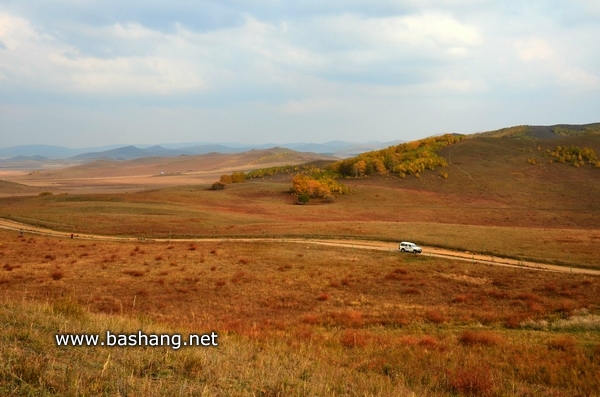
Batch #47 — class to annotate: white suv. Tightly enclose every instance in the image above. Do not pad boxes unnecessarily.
[399,242,422,254]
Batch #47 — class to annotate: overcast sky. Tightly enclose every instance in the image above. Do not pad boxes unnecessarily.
[1,1,599,148]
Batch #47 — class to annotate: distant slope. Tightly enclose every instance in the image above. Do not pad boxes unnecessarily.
[69,145,186,161]
[474,123,600,139]
[0,179,40,195]
[38,148,338,178]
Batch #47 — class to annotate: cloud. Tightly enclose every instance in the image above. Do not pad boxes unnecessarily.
[0,1,599,147]
[512,36,599,90]
[0,12,206,95]
[515,38,554,61]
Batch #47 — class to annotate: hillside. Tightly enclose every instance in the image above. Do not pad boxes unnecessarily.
[474,123,600,139]
[31,148,337,179]
[0,178,41,195]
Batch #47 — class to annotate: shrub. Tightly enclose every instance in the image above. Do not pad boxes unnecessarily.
[230,172,246,183]
[210,182,225,190]
[297,192,310,204]
[219,174,233,184]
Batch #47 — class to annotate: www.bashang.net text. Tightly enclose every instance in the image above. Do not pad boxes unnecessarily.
[55,330,218,350]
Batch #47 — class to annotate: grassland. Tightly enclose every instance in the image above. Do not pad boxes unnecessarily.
[1,229,599,396]
[1,132,599,395]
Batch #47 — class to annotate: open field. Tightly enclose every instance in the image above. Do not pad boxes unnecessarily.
[1,135,599,268]
[1,178,599,269]
[1,229,599,396]
[1,133,599,395]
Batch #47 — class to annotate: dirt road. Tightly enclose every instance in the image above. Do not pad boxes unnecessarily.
[1,218,598,276]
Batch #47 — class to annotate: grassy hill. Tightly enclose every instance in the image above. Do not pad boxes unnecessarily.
[474,123,600,139]
[26,148,338,179]
[0,178,41,196]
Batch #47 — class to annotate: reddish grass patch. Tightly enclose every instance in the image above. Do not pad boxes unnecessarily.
[543,283,559,294]
[383,311,411,327]
[302,313,321,325]
[230,271,253,284]
[425,310,445,324]
[418,335,438,349]
[317,292,330,301]
[50,270,64,281]
[553,299,577,314]
[488,289,509,299]
[340,330,369,348]
[505,314,528,329]
[515,292,541,302]
[459,330,503,346]
[123,270,145,277]
[452,294,469,303]
[384,268,407,281]
[329,310,364,327]
[447,363,495,396]
[547,335,576,352]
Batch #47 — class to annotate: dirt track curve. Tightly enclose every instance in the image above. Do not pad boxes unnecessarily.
[1,218,598,276]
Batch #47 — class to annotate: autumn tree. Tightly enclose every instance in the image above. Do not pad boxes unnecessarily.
[219,174,233,184]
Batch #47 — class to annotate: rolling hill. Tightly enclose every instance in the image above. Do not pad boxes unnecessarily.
[33,147,338,179]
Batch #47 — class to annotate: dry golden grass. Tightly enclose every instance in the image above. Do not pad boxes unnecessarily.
[1,229,599,395]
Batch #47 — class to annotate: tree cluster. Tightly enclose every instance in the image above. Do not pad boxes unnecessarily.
[211,171,247,190]
[548,146,600,168]
[246,165,303,179]
[329,134,464,178]
[291,173,348,199]
[552,124,600,137]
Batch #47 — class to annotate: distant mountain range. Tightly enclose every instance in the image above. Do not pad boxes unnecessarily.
[0,140,404,162]
[3,122,598,164]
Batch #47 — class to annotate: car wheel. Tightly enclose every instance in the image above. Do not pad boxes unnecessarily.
[401,248,405,252]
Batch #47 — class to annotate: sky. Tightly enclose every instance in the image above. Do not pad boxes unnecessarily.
[0,0,599,148]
